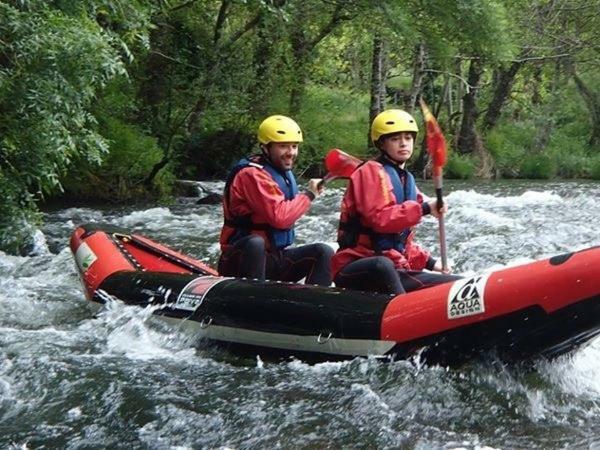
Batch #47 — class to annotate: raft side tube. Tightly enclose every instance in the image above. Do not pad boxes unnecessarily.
[70,226,136,300]
[95,272,395,341]
[381,247,600,343]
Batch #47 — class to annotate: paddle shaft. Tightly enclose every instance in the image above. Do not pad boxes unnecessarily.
[433,173,448,272]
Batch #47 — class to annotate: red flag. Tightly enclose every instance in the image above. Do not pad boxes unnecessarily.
[419,99,447,177]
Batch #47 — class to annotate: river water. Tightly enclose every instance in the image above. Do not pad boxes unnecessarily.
[2,180,600,449]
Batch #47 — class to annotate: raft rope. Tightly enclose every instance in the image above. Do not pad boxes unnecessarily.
[113,232,214,276]
[111,233,144,271]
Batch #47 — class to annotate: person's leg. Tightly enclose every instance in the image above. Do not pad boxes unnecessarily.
[398,270,462,293]
[269,244,334,286]
[334,256,404,294]
[217,235,266,280]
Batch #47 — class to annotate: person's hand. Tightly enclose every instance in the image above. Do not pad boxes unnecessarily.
[427,199,448,219]
[433,260,452,274]
[307,178,323,198]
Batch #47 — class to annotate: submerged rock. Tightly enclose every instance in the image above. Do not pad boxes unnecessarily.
[196,192,223,205]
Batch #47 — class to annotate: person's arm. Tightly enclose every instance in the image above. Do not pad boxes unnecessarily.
[233,168,312,229]
[351,162,425,233]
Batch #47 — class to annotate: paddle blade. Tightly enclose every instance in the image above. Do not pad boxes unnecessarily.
[324,148,362,180]
[419,99,447,177]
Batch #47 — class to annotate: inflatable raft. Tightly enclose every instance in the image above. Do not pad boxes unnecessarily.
[70,223,600,365]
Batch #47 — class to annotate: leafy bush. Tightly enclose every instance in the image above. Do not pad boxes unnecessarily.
[62,116,174,200]
[545,130,590,178]
[0,175,40,255]
[588,156,600,180]
[556,153,589,178]
[0,2,146,252]
[445,153,476,179]
[296,85,370,175]
[519,154,557,179]
[485,122,535,177]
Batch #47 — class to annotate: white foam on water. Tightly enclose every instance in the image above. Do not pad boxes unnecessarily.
[452,206,520,229]
[52,207,105,222]
[541,339,600,398]
[28,229,50,256]
[117,207,175,228]
[286,358,351,374]
[448,189,563,208]
[82,299,198,362]
[525,389,548,422]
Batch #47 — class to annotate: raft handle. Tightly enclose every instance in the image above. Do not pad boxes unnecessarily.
[317,332,332,344]
[200,316,213,329]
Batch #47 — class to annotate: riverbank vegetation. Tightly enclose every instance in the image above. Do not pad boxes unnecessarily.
[1,0,599,253]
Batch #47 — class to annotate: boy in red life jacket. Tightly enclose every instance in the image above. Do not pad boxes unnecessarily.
[331,109,461,294]
[218,115,334,286]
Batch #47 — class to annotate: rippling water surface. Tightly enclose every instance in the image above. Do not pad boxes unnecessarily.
[2,180,600,449]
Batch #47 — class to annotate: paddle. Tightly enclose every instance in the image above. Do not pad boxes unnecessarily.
[319,148,362,186]
[419,98,449,272]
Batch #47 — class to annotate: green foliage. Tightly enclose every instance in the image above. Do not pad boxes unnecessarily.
[62,116,173,200]
[547,131,589,178]
[0,1,151,252]
[588,156,600,180]
[519,154,557,179]
[445,153,476,179]
[296,85,370,171]
[485,122,536,178]
[181,129,255,180]
[0,173,40,255]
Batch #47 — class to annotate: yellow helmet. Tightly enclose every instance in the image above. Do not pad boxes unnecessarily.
[370,109,419,143]
[257,115,303,144]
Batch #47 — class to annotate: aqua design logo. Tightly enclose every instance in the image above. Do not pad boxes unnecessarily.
[75,242,97,273]
[447,273,490,319]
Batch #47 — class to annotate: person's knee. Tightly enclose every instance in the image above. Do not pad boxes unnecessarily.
[243,235,266,253]
[372,256,395,275]
[313,243,334,261]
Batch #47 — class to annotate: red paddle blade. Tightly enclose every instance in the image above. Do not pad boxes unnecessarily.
[324,148,362,179]
[419,99,447,177]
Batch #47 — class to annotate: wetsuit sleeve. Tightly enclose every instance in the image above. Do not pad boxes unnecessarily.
[351,162,424,233]
[233,168,312,229]
[404,241,432,271]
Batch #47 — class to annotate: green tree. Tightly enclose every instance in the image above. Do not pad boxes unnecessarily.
[0,1,151,253]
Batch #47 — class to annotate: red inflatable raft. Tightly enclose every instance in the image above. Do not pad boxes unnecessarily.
[70,223,600,365]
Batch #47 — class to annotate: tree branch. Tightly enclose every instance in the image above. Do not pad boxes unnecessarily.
[168,0,199,13]
[213,0,231,44]
[308,4,353,50]
[220,12,262,51]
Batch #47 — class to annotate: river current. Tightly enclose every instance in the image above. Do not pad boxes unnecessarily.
[1,180,600,449]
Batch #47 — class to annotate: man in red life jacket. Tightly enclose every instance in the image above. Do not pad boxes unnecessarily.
[331,109,461,294]
[218,115,334,286]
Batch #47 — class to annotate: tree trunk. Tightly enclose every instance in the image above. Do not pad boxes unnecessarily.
[407,42,426,113]
[368,34,386,147]
[571,71,600,147]
[531,65,543,105]
[482,60,524,132]
[533,60,563,152]
[453,60,464,140]
[457,59,494,178]
[407,43,429,173]
[289,25,309,115]
[288,4,349,115]
[250,16,273,118]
